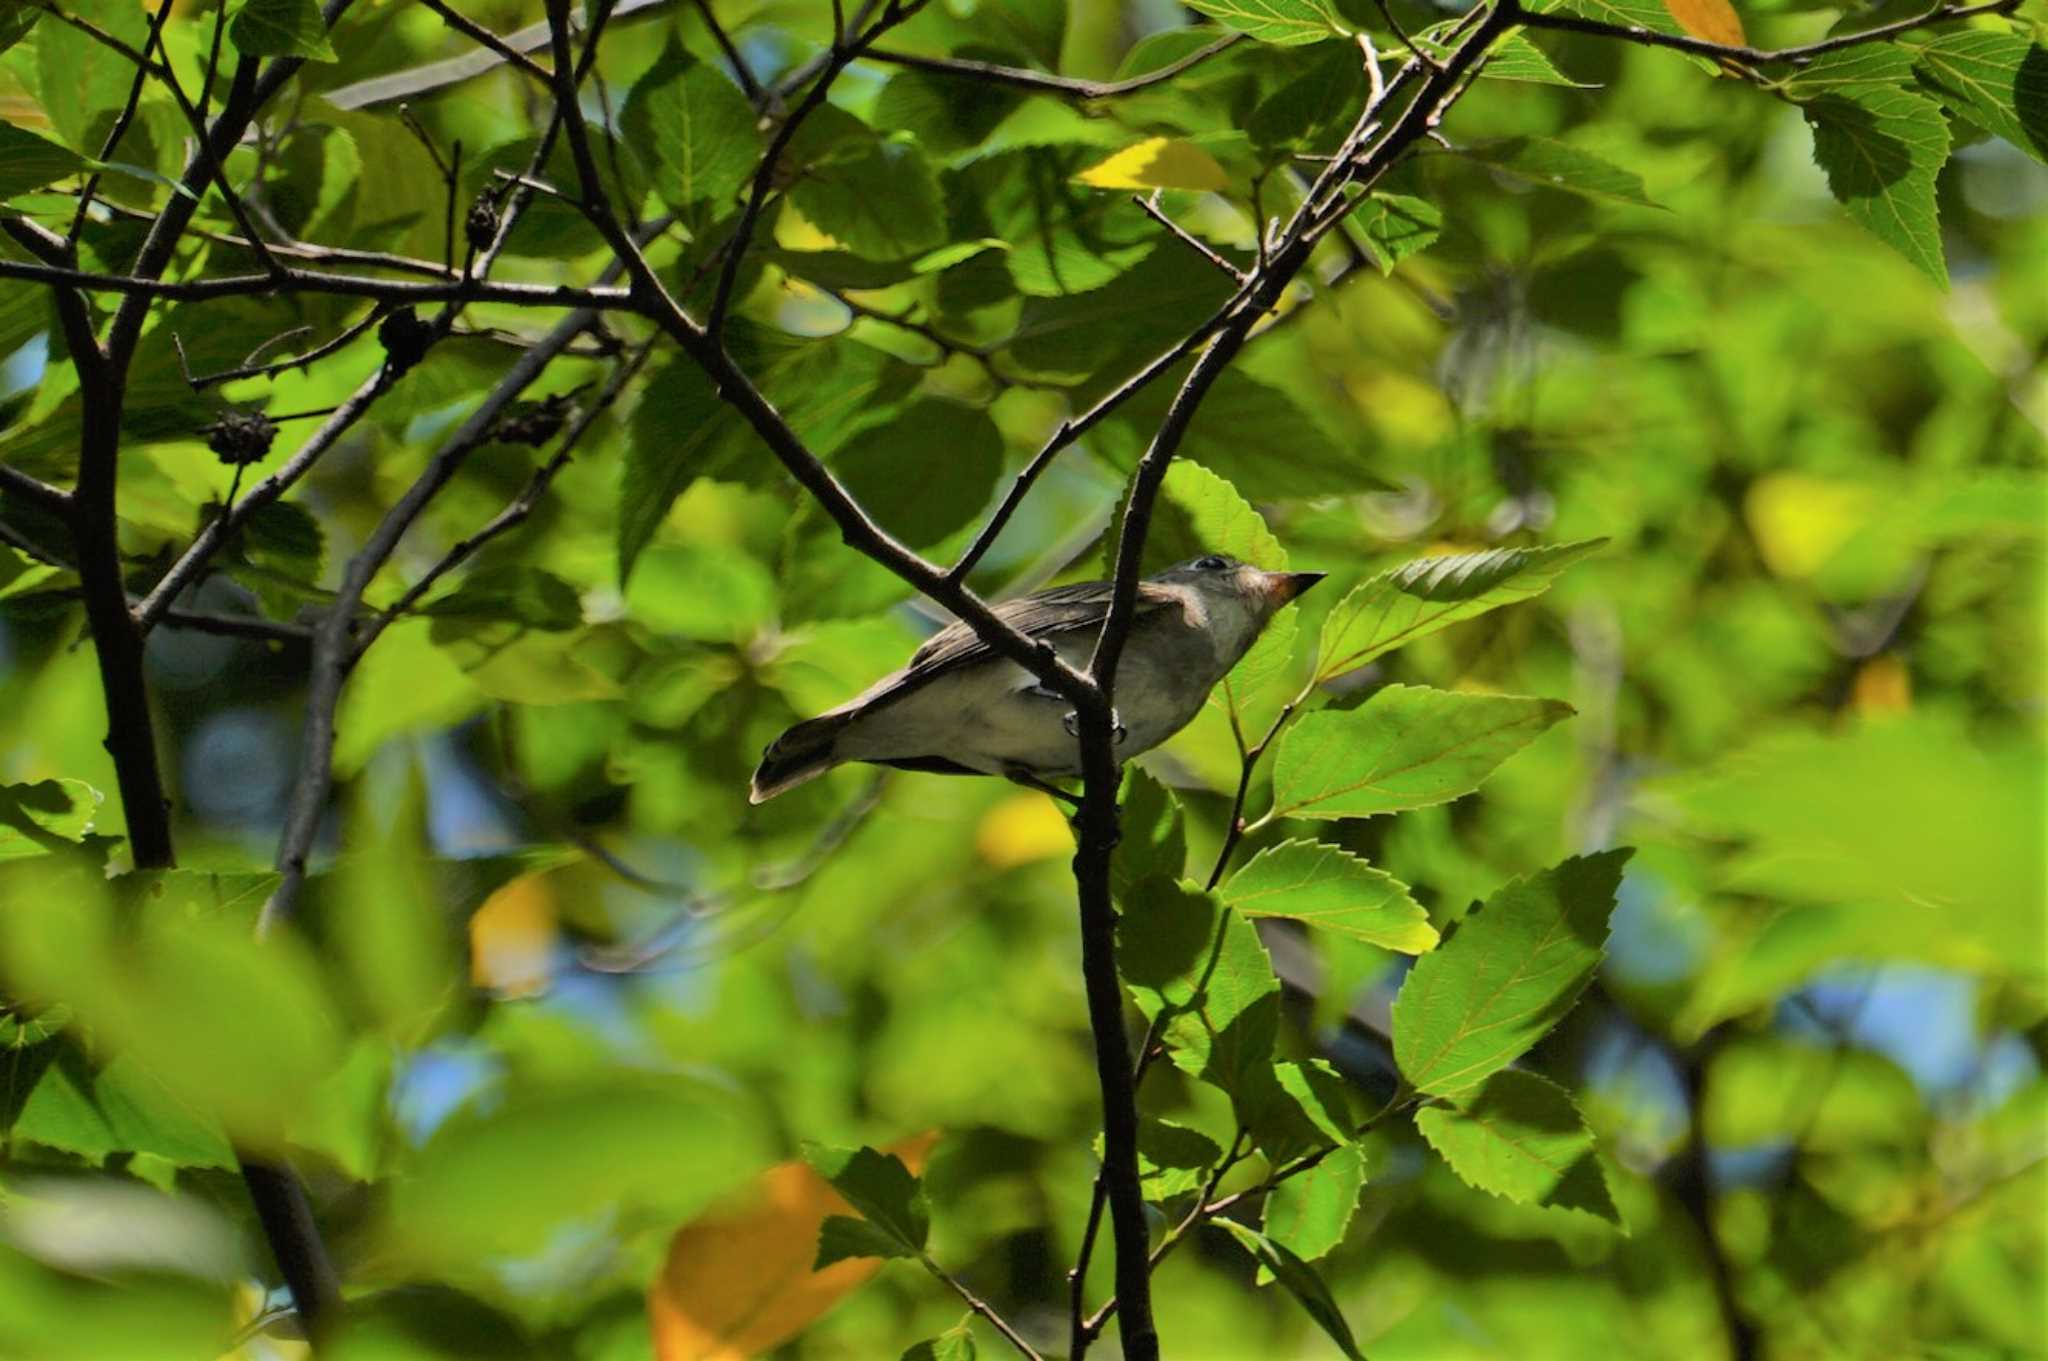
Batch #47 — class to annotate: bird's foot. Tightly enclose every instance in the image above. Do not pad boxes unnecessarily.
[1003,765,1082,809]
[1060,708,1127,745]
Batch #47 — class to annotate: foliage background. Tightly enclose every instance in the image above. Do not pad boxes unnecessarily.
[0,0,2042,1358]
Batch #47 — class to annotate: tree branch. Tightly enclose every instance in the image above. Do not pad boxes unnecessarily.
[1514,0,2019,66]
[864,32,1242,99]
[0,257,637,311]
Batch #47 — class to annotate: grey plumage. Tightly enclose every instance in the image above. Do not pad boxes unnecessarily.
[749,556,1323,803]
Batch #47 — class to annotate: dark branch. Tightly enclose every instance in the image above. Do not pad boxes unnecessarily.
[863,32,1242,99]
[1514,0,2019,66]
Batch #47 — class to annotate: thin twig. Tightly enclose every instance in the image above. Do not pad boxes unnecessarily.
[1515,0,2019,65]
[691,0,763,102]
[864,33,1243,100]
[174,308,385,391]
[358,340,654,651]
[1132,193,1247,283]
[921,1254,1045,1361]
[66,0,178,244]
[418,0,558,86]
[0,257,638,310]
[705,0,935,335]
[0,463,73,515]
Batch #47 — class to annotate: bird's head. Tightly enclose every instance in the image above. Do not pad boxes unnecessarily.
[1156,555,1326,664]
[1158,554,1326,617]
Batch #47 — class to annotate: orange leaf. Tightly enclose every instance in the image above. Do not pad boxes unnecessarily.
[1661,0,1746,47]
[647,1132,941,1361]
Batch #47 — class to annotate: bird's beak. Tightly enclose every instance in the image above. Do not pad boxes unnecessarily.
[1263,571,1326,604]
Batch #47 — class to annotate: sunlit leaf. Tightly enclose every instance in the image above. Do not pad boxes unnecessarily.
[1911,31,2048,166]
[1186,0,1347,46]
[1391,850,1630,1094]
[1791,52,1951,286]
[0,779,102,860]
[1269,686,1573,821]
[1076,137,1231,192]
[1222,839,1438,952]
[1315,541,1605,681]
[1262,1141,1368,1266]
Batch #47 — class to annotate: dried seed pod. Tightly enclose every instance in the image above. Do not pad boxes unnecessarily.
[199,409,279,466]
[465,195,501,255]
[377,305,435,377]
[492,391,577,447]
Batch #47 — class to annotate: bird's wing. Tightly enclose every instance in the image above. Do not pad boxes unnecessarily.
[906,580,1186,673]
[840,580,1187,717]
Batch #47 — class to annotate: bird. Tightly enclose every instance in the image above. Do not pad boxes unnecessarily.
[749,555,1324,803]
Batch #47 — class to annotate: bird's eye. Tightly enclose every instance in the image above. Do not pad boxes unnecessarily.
[1194,555,1230,571]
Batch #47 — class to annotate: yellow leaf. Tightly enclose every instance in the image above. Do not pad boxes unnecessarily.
[1662,0,1746,47]
[1076,137,1229,192]
[976,793,1074,868]
[469,871,559,997]
[1745,473,1874,579]
[647,1132,941,1361]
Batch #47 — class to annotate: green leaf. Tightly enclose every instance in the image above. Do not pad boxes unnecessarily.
[1414,1070,1621,1224]
[1391,850,1631,1095]
[0,779,102,860]
[815,1213,918,1268]
[1186,0,1347,46]
[1316,540,1605,682]
[1535,0,1682,38]
[788,109,946,259]
[1274,1060,1358,1148]
[803,1143,932,1257]
[34,0,151,153]
[1076,137,1232,192]
[1792,55,1952,286]
[1262,1141,1368,1266]
[228,0,338,61]
[1269,686,1573,821]
[1117,878,1282,1113]
[1222,839,1438,953]
[0,8,37,56]
[1133,1118,1226,1198]
[0,124,86,201]
[901,1325,979,1361]
[1114,767,1188,896]
[1911,31,2048,166]
[384,1077,763,1265]
[1248,44,1366,156]
[625,543,778,643]
[832,398,1002,549]
[1213,1220,1367,1360]
[1104,459,1287,579]
[621,39,761,214]
[1352,192,1442,274]
[1463,138,1660,208]
[1478,32,1594,86]
[1095,369,1383,500]
[619,357,740,581]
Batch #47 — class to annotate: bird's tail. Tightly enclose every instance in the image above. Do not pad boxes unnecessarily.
[749,712,853,803]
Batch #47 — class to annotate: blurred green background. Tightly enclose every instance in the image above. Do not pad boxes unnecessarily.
[0,0,2042,1357]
